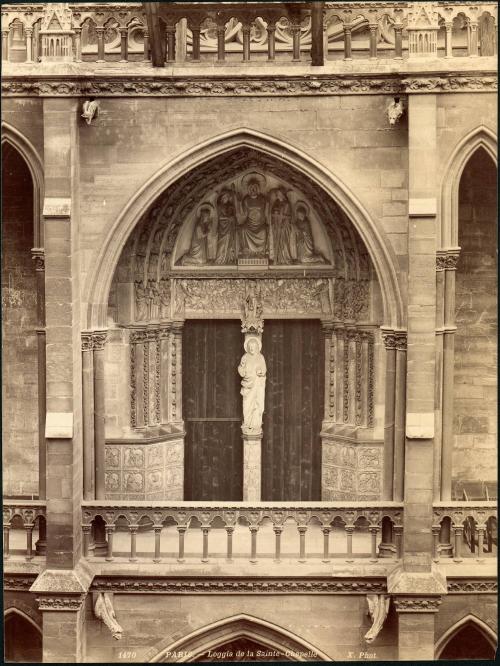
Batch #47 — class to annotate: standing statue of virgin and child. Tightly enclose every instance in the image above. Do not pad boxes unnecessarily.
[238,336,266,435]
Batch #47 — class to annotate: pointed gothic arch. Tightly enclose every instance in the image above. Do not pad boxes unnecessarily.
[4,606,43,663]
[84,127,404,330]
[435,614,497,659]
[146,613,332,662]
[439,124,497,248]
[1,120,44,247]
[4,606,42,633]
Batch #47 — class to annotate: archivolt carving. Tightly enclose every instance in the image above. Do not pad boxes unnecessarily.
[109,149,374,326]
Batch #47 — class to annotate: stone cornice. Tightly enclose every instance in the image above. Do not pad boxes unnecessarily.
[393,596,442,612]
[447,578,497,593]
[90,576,388,594]
[1,73,497,97]
[4,574,38,591]
[36,595,85,611]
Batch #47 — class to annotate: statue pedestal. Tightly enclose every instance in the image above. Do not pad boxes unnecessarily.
[242,432,262,501]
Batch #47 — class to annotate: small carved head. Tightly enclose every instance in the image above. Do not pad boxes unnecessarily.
[248,179,260,196]
[244,336,262,355]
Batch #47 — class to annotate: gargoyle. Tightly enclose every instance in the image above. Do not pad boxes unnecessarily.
[94,592,123,640]
[81,99,100,125]
[387,98,404,126]
[364,594,390,643]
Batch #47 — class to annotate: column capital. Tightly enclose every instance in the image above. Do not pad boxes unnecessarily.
[31,247,45,271]
[171,319,185,332]
[92,330,108,350]
[382,330,407,351]
[81,331,93,352]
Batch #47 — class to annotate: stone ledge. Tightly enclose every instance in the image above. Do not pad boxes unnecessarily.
[387,564,447,596]
[30,558,94,595]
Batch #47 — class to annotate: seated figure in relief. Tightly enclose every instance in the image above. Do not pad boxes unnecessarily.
[269,187,297,265]
[294,201,326,264]
[179,204,213,265]
[214,187,237,265]
[237,175,268,258]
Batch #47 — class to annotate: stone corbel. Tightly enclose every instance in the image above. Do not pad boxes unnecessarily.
[364,594,390,643]
[94,592,123,640]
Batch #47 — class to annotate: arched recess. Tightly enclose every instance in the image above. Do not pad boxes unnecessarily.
[84,128,403,330]
[2,136,43,498]
[439,124,497,249]
[146,614,332,662]
[1,121,44,247]
[4,607,43,663]
[435,614,497,659]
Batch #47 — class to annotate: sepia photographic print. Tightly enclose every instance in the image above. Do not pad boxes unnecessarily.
[1,0,498,663]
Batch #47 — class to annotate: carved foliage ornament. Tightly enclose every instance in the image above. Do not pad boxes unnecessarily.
[36,595,84,611]
[393,596,442,612]
[2,76,497,97]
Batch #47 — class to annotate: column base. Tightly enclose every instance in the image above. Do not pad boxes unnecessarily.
[243,432,262,501]
[378,541,396,558]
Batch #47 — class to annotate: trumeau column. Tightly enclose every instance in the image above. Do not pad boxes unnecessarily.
[240,289,265,501]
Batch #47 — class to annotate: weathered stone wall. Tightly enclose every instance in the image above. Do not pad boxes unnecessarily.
[84,593,398,662]
[436,593,498,644]
[1,145,39,496]
[453,148,497,484]
[1,91,497,493]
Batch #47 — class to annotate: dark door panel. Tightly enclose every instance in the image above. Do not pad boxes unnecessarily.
[262,319,324,501]
[183,319,243,500]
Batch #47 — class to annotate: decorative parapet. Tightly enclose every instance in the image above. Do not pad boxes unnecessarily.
[1,2,497,65]
[39,3,74,62]
[406,2,440,56]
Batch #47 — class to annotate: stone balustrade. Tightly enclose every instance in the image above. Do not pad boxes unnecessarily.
[433,501,497,562]
[1,2,497,65]
[81,501,404,564]
[3,499,47,560]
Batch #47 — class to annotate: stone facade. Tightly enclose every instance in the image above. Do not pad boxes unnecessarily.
[1,1,498,663]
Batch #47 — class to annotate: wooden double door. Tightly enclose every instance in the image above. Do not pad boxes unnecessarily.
[183,319,324,501]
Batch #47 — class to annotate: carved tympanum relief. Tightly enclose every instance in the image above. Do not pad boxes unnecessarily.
[109,149,374,326]
[176,170,328,267]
